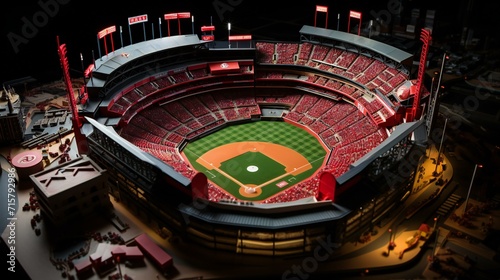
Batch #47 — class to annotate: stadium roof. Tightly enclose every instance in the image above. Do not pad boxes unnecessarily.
[30,155,105,198]
[178,199,352,229]
[299,25,413,65]
[93,34,203,76]
[337,119,428,185]
[84,117,191,186]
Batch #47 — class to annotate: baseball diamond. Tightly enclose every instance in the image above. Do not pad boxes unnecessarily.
[182,120,328,201]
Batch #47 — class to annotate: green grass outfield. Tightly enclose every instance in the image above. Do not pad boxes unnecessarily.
[182,120,328,201]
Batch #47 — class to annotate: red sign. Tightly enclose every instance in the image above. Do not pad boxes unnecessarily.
[164,12,191,20]
[201,35,215,41]
[209,61,240,74]
[228,35,252,41]
[201,25,215,32]
[128,14,148,25]
[97,25,116,39]
[164,13,177,20]
[349,10,362,19]
[316,5,328,13]
[177,12,191,19]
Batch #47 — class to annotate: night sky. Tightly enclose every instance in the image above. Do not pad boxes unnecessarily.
[1,0,496,85]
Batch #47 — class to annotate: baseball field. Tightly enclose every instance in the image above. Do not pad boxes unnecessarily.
[181,120,329,201]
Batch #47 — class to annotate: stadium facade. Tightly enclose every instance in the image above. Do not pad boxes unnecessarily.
[78,25,430,256]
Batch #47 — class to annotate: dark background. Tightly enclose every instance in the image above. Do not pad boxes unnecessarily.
[1,0,498,86]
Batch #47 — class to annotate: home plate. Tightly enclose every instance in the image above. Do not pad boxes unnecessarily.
[245,187,256,194]
[247,165,259,172]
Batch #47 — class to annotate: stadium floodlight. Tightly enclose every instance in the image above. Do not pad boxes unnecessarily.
[433,118,447,176]
[192,16,195,34]
[96,25,116,58]
[80,53,86,90]
[164,13,177,36]
[128,14,148,44]
[348,10,362,35]
[387,228,393,255]
[56,36,88,155]
[228,22,231,48]
[463,164,483,217]
[164,12,191,36]
[119,26,124,48]
[433,227,440,257]
[314,5,328,28]
[368,20,373,38]
[434,52,448,98]
[176,12,191,35]
[201,25,215,41]
[159,17,162,38]
[409,29,432,122]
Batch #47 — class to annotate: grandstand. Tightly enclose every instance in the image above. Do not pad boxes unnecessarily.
[80,24,429,256]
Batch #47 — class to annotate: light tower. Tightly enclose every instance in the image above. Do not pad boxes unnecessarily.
[228,22,231,48]
[56,36,89,155]
[407,28,432,122]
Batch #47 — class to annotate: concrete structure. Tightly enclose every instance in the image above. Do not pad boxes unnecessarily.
[0,89,24,145]
[29,155,111,226]
[80,24,430,256]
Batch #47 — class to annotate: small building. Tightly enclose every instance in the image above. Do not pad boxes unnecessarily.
[89,243,145,274]
[110,245,126,260]
[111,245,144,262]
[73,258,93,275]
[0,89,25,145]
[89,243,115,273]
[134,233,173,272]
[29,155,110,227]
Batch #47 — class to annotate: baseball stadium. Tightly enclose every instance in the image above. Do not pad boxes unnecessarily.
[72,10,431,256]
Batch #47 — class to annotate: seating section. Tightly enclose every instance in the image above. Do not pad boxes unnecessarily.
[118,88,389,203]
[255,42,275,64]
[283,95,388,179]
[257,70,393,125]
[108,62,249,116]
[255,41,409,100]
[113,41,412,204]
[119,89,261,178]
[262,178,320,204]
[276,43,298,64]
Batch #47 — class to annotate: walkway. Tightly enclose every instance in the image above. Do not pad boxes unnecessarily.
[311,144,455,276]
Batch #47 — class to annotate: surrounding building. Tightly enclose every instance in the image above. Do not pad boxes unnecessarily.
[29,154,111,226]
[0,88,25,145]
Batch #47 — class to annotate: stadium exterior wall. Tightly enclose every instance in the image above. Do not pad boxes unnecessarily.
[80,29,427,256]
[85,115,423,256]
